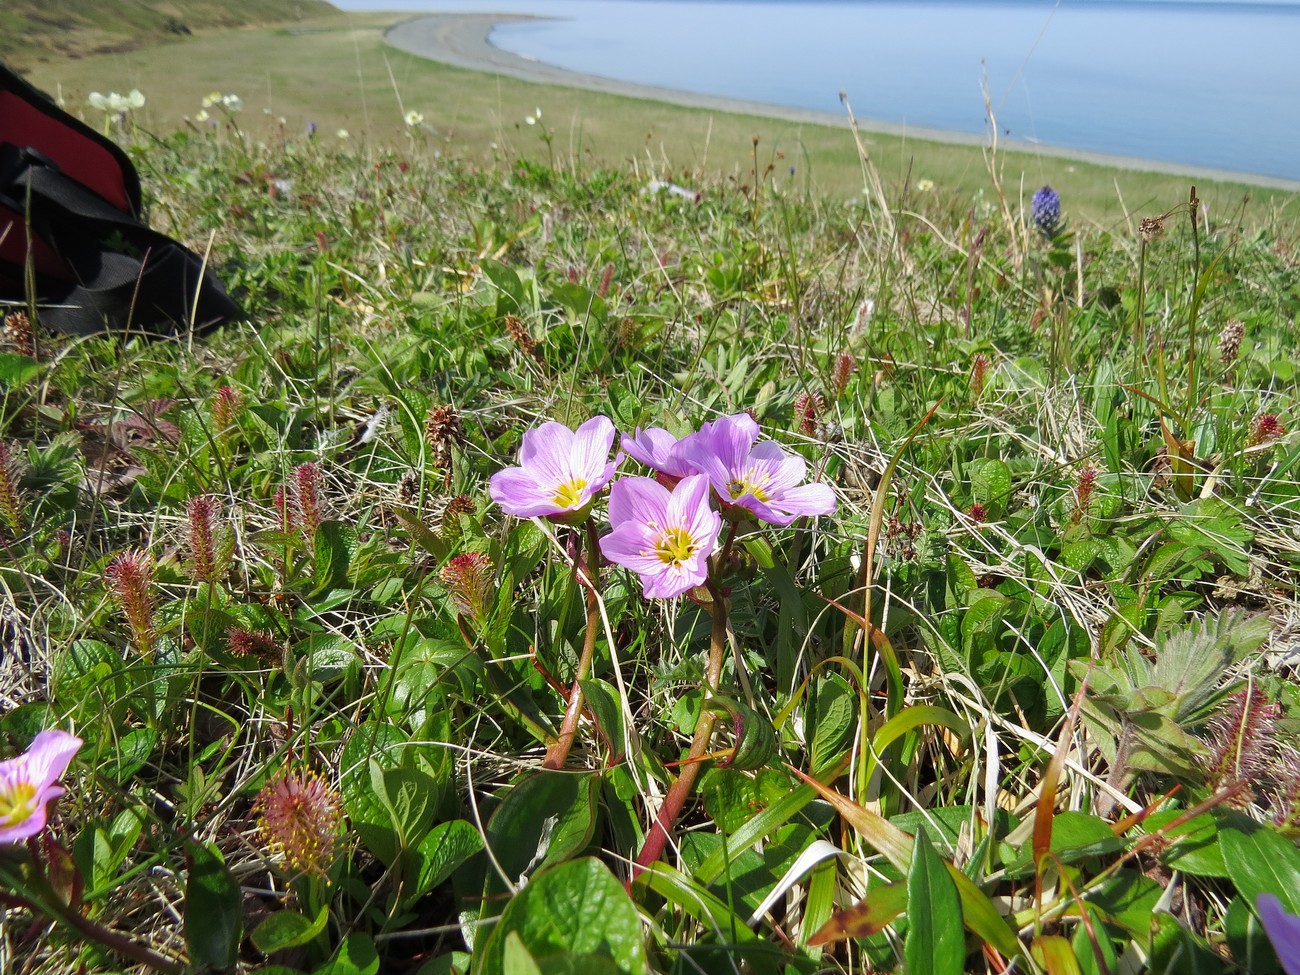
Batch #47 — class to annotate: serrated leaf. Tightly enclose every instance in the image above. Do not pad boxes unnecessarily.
[0,352,44,387]
[184,841,241,970]
[905,827,965,975]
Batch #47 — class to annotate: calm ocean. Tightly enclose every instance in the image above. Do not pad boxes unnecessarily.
[340,0,1300,180]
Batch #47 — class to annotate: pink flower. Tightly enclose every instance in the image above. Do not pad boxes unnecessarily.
[0,729,82,844]
[679,413,836,526]
[620,426,696,483]
[600,474,721,598]
[489,416,621,520]
[1259,894,1300,975]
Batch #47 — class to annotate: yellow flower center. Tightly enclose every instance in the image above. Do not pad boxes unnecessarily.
[727,468,771,503]
[654,527,698,568]
[551,478,589,510]
[0,781,37,828]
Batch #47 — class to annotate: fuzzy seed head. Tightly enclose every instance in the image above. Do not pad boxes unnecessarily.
[0,441,26,535]
[425,405,465,478]
[441,495,477,540]
[504,314,542,362]
[293,463,324,537]
[440,551,495,624]
[211,385,245,432]
[832,352,857,398]
[793,392,821,437]
[1219,320,1244,363]
[256,770,343,876]
[185,495,228,584]
[2,312,34,358]
[970,353,992,399]
[1249,413,1286,446]
[227,627,278,658]
[105,550,156,655]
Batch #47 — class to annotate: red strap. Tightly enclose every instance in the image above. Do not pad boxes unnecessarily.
[0,91,133,212]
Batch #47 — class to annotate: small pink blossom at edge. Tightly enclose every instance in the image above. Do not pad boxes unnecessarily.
[0,729,83,844]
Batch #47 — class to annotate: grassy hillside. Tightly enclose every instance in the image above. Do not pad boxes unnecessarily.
[0,0,338,71]
[22,14,1300,228]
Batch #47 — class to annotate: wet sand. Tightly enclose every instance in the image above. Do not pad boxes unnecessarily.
[384,13,1300,191]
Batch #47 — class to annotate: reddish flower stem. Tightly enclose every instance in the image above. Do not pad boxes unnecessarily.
[543,518,602,770]
[631,571,730,879]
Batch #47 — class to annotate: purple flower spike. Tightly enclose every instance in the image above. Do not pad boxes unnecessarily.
[621,426,696,482]
[681,413,836,527]
[600,474,721,598]
[0,729,82,844]
[1031,185,1062,237]
[1258,894,1300,975]
[490,416,621,521]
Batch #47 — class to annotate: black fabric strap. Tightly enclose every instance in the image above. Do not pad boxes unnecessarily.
[0,137,241,337]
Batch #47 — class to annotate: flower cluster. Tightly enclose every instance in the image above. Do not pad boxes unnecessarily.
[1031,185,1062,237]
[490,413,835,598]
[88,89,145,114]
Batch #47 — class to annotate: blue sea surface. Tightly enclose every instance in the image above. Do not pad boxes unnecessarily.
[341,0,1300,179]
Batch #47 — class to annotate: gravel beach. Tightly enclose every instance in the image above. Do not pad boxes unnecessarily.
[384,13,1300,191]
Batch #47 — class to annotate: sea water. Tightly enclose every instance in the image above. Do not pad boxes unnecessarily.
[338,0,1300,180]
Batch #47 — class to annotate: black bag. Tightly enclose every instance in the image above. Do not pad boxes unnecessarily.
[0,62,240,337]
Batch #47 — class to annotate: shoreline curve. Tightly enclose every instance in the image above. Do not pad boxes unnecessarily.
[383,13,1300,192]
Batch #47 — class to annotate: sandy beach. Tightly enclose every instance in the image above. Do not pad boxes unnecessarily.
[384,13,1300,191]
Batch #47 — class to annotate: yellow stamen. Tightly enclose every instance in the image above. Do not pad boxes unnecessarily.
[654,527,698,568]
[551,477,589,509]
[727,467,771,503]
[0,781,36,827]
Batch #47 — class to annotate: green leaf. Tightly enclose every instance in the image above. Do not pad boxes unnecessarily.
[487,773,599,886]
[809,673,856,776]
[184,841,241,970]
[313,520,359,592]
[1221,826,1300,914]
[251,905,330,954]
[477,858,646,975]
[970,458,1012,516]
[706,694,778,770]
[341,721,410,865]
[480,259,526,316]
[410,820,485,900]
[1144,810,1227,879]
[299,634,360,684]
[791,767,1022,960]
[502,933,543,975]
[371,763,437,850]
[0,352,44,387]
[314,933,380,975]
[904,827,965,975]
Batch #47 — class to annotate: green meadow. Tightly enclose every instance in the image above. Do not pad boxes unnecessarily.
[2,8,1300,975]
